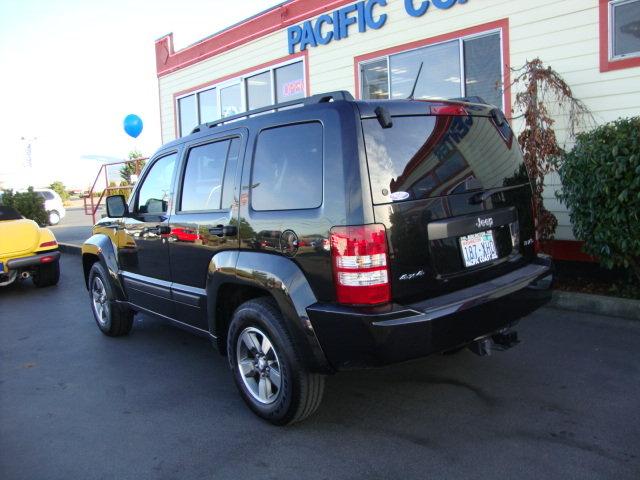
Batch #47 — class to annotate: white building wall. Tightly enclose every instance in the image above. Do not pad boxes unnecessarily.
[158,0,640,240]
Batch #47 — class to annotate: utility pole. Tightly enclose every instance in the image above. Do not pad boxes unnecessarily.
[21,136,37,169]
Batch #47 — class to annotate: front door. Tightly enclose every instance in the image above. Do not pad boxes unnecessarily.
[168,133,243,330]
[120,151,178,317]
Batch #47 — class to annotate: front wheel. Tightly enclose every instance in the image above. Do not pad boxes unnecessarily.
[88,262,133,336]
[227,297,325,425]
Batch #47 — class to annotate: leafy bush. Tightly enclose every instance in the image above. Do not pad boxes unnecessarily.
[0,187,49,226]
[558,117,640,282]
[49,181,70,202]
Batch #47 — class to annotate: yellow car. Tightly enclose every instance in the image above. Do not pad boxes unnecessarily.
[0,205,60,287]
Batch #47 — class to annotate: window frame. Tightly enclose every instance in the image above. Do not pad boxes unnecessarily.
[175,57,307,137]
[600,0,640,71]
[358,28,505,110]
[175,134,243,215]
[609,0,640,60]
[249,120,324,213]
[132,151,179,216]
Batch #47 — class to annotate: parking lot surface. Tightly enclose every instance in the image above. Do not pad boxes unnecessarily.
[1,255,639,479]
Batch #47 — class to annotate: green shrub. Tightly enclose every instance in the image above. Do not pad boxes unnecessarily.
[558,117,640,282]
[49,181,70,202]
[0,187,49,226]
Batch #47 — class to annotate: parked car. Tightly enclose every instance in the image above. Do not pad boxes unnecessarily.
[81,91,553,425]
[34,188,66,225]
[0,205,61,287]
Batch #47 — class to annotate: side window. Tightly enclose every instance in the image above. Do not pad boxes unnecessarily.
[180,140,230,212]
[137,153,177,215]
[221,138,241,209]
[251,122,323,211]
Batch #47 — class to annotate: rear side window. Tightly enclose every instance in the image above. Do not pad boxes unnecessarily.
[251,122,323,211]
[180,140,231,212]
[39,191,55,200]
[363,115,525,204]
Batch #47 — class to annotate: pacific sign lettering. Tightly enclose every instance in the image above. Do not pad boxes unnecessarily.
[287,0,468,54]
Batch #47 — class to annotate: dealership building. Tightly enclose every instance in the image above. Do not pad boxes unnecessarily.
[154,0,640,259]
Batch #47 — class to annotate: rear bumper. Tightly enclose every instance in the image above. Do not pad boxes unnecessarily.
[5,250,60,270]
[307,255,553,369]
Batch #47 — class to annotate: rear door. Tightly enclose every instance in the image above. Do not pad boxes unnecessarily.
[168,131,244,330]
[361,107,535,304]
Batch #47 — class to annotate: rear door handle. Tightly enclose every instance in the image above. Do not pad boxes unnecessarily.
[209,225,237,237]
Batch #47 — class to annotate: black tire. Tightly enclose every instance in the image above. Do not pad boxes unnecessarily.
[48,210,61,225]
[227,297,325,425]
[88,262,133,337]
[32,260,60,287]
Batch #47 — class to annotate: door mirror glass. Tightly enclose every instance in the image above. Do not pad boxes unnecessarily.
[106,195,128,218]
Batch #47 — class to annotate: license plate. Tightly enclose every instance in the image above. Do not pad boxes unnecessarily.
[460,230,498,267]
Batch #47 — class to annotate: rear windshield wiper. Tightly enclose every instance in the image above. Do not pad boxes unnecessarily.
[469,184,528,204]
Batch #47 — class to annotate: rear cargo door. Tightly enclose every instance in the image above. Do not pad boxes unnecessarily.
[361,108,536,304]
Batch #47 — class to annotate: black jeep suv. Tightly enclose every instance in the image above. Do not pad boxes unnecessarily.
[82,91,553,424]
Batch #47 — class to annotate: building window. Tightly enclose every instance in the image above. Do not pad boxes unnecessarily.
[177,60,305,136]
[600,0,640,71]
[360,31,504,109]
[610,0,640,59]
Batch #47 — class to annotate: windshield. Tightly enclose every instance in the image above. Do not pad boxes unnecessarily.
[0,206,23,221]
[362,115,527,204]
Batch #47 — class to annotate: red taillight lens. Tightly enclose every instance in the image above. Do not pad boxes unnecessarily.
[429,104,468,116]
[39,240,57,248]
[330,224,391,305]
[40,255,56,264]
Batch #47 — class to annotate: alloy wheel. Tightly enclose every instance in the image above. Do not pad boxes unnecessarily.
[236,326,282,404]
[91,277,110,328]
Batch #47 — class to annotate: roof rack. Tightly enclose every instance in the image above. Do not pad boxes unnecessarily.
[190,90,355,134]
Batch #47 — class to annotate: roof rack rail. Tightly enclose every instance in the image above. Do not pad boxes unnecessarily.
[190,90,355,134]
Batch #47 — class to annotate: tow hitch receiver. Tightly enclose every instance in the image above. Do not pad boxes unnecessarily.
[468,329,519,356]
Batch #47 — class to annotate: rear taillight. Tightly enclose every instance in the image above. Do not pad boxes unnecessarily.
[40,255,56,264]
[330,224,391,305]
[429,104,467,116]
[39,240,57,248]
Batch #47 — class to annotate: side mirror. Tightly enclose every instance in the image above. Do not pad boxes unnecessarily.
[106,195,128,218]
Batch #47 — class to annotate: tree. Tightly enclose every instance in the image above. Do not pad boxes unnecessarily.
[49,181,70,202]
[119,150,146,183]
[510,58,592,241]
[0,188,48,225]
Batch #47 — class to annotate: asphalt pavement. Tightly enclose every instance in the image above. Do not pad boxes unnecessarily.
[1,255,639,480]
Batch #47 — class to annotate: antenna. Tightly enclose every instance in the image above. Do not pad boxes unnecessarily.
[407,62,424,100]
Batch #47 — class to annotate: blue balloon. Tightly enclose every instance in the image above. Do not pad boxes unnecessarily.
[123,114,143,138]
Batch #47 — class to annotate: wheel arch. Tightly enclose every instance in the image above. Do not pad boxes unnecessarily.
[206,250,332,373]
[81,234,126,300]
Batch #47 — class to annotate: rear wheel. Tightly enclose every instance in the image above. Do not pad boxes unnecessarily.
[32,260,60,287]
[88,262,133,336]
[48,210,60,225]
[227,297,325,425]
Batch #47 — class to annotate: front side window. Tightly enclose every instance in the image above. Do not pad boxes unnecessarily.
[361,31,503,109]
[251,122,323,211]
[611,0,640,58]
[180,140,231,212]
[137,153,177,214]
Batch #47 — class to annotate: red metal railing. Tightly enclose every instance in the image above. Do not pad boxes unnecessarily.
[83,158,147,224]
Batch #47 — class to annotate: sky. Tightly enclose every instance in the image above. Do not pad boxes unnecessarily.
[0,0,282,190]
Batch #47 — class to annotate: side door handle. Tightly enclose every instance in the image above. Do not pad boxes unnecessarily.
[209,225,238,237]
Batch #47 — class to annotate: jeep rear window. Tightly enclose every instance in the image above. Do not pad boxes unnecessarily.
[251,122,323,211]
[363,115,527,204]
